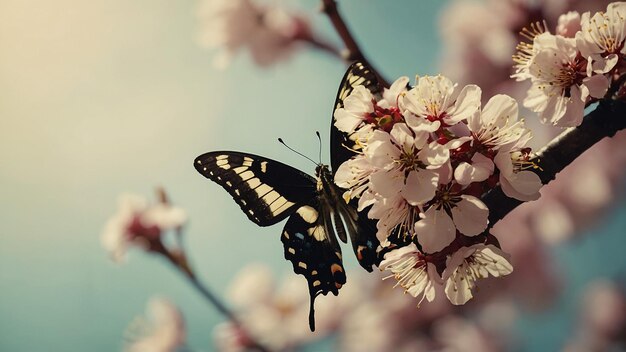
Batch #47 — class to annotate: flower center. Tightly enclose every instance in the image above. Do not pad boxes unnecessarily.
[366,101,403,132]
[511,148,542,173]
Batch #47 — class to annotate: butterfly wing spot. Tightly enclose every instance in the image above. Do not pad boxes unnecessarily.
[216,158,231,169]
[242,157,253,167]
[260,161,268,173]
[331,263,343,275]
[239,170,254,182]
[254,184,272,198]
[313,280,321,287]
[232,166,247,175]
[298,262,307,269]
[296,205,319,224]
[288,247,296,254]
[311,270,318,275]
[308,225,326,241]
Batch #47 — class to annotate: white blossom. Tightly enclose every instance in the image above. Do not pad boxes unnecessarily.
[334,86,375,135]
[379,243,440,305]
[366,124,441,205]
[367,192,421,244]
[443,244,513,305]
[523,32,608,126]
[334,154,374,205]
[494,150,543,201]
[414,193,489,253]
[576,2,626,75]
[458,94,533,185]
[402,75,482,129]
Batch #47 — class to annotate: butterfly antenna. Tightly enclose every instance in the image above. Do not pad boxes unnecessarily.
[278,138,318,166]
[316,131,322,164]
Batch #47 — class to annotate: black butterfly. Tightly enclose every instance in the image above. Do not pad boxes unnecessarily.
[194,62,382,331]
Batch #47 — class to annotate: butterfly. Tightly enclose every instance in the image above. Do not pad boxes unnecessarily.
[194,62,383,331]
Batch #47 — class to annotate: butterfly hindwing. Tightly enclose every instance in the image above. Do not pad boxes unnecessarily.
[194,151,316,226]
[281,199,346,331]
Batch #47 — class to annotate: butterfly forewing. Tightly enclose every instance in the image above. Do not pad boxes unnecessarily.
[330,61,384,173]
[194,151,316,226]
[330,61,385,271]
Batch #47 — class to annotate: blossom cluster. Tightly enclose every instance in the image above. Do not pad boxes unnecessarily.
[514,2,626,127]
[333,74,543,305]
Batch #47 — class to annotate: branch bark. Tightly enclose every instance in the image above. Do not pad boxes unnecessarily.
[320,0,390,87]
[482,99,626,229]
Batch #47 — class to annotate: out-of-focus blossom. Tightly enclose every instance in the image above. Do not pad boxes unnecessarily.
[433,316,500,352]
[197,0,310,68]
[580,279,626,338]
[556,11,582,37]
[563,279,626,351]
[213,264,335,351]
[101,193,187,262]
[125,297,185,352]
[443,244,513,305]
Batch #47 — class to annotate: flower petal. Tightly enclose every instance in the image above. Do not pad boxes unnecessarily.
[451,195,489,236]
[415,207,456,253]
[454,153,494,185]
[446,84,482,124]
[401,169,438,205]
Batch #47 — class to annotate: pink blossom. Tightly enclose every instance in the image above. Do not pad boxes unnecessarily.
[197,0,309,68]
[101,194,187,262]
[125,298,185,352]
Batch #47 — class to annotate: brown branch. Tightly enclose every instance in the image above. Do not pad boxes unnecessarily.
[299,35,343,59]
[162,250,273,352]
[482,99,626,228]
[320,0,390,87]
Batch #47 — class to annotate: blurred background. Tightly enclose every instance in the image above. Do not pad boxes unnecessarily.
[1,0,625,351]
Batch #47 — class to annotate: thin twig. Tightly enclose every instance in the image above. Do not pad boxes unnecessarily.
[482,99,626,228]
[162,251,272,352]
[299,36,343,59]
[320,0,390,87]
